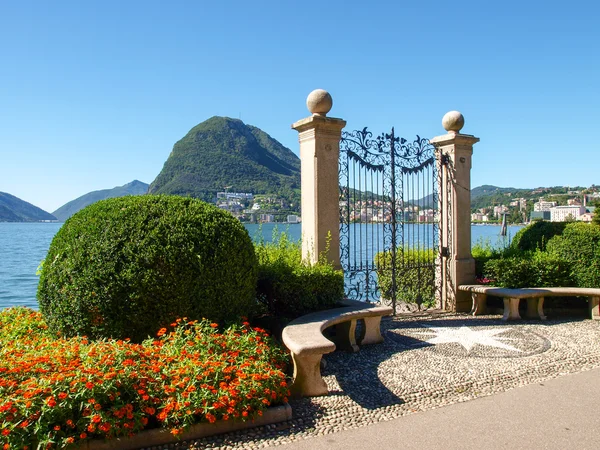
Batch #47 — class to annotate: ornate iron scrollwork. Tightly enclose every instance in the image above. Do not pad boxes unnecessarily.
[339,127,441,312]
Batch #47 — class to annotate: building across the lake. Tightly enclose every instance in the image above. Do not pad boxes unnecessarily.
[550,205,586,222]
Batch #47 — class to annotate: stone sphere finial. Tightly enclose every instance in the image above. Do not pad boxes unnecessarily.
[442,111,465,134]
[306,89,333,116]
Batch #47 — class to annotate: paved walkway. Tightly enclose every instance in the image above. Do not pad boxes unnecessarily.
[282,366,600,450]
[171,313,600,449]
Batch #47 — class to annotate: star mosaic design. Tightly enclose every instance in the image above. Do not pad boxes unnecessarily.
[412,325,522,354]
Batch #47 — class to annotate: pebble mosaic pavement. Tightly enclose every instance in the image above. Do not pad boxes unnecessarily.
[149,313,600,449]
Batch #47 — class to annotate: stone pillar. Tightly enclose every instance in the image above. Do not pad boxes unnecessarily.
[292,89,346,267]
[430,112,479,312]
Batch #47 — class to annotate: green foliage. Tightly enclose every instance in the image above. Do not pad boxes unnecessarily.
[255,230,344,319]
[37,195,258,342]
[483,251,573,288]
[471,238,513,278]
[546,222,600,288]
[375,248,436,307]
[510,221,568,252]
[148,117,300,206]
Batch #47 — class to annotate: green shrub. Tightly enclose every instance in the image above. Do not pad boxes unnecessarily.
[510,221,567,252]
[255,231,344,319]
[37,195,258,342]
[375,248,436,307]
[483,251,573,288]
[546,222,600,287]
[472,238,508,278]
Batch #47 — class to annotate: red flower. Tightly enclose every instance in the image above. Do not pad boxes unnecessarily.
[45,396,57,407]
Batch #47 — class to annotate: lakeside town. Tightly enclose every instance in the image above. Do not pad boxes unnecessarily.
[217,185,600,225]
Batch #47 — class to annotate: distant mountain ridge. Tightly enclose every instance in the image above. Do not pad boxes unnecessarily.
[148,117,300,202]
[52,180,149,221]
[0,192,56,222]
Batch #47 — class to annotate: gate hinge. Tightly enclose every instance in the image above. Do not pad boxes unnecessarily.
[441,154,450,166]
[441,247,450,258]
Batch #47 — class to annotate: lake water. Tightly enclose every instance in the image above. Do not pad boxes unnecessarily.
[0,222,523,310]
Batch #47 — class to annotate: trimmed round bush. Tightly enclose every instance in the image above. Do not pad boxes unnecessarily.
[37,195,258,342]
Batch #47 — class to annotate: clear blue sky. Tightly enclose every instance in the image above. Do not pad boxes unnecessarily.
[1,0,598,213]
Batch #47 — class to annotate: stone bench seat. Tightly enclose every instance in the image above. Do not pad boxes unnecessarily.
[459,285,600,321]
[281,299,393,397]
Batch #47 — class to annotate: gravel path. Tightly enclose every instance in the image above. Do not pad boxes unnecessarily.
[150,313,600,449]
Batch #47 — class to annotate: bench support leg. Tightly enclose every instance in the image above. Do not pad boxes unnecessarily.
[502,297,521,321]
[589,297,600,320]
[333,320,359,352]
[526,297,546,320]
[290,352,329,397]
[471,293,488,315]
[359,316,384,345]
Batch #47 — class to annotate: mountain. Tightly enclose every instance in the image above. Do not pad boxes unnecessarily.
[52,180,149,222]
[0,192,57,222]
[148,117,301,203]
[471,185,530,201]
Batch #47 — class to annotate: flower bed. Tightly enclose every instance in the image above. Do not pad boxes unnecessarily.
[0,308,290,449]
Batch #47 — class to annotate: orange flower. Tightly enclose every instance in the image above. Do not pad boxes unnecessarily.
[45,396,57,407]
[80,432,87,439]
[210,323,218,328]
[91,414,102,423]
[66,437,75,444]
[157,328,167,337]
[85,381,94,389]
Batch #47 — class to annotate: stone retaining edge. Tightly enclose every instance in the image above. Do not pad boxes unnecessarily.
[76,404,292,450]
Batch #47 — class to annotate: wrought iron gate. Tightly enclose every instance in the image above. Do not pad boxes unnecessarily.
[339,127,443,312]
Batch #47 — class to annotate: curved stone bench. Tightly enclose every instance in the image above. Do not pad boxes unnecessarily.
[282,299,393,397]
[459,285,600,321]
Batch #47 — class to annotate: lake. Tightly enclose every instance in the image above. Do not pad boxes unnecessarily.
[0,222,523,310]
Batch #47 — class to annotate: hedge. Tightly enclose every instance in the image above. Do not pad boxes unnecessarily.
[546,222,600,288]
[375,248,436,307]
[510,221,568,252]
[483,251,573,288]
[255,231,344,319]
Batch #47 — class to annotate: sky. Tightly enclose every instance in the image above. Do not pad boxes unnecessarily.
[1,0,598,213]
